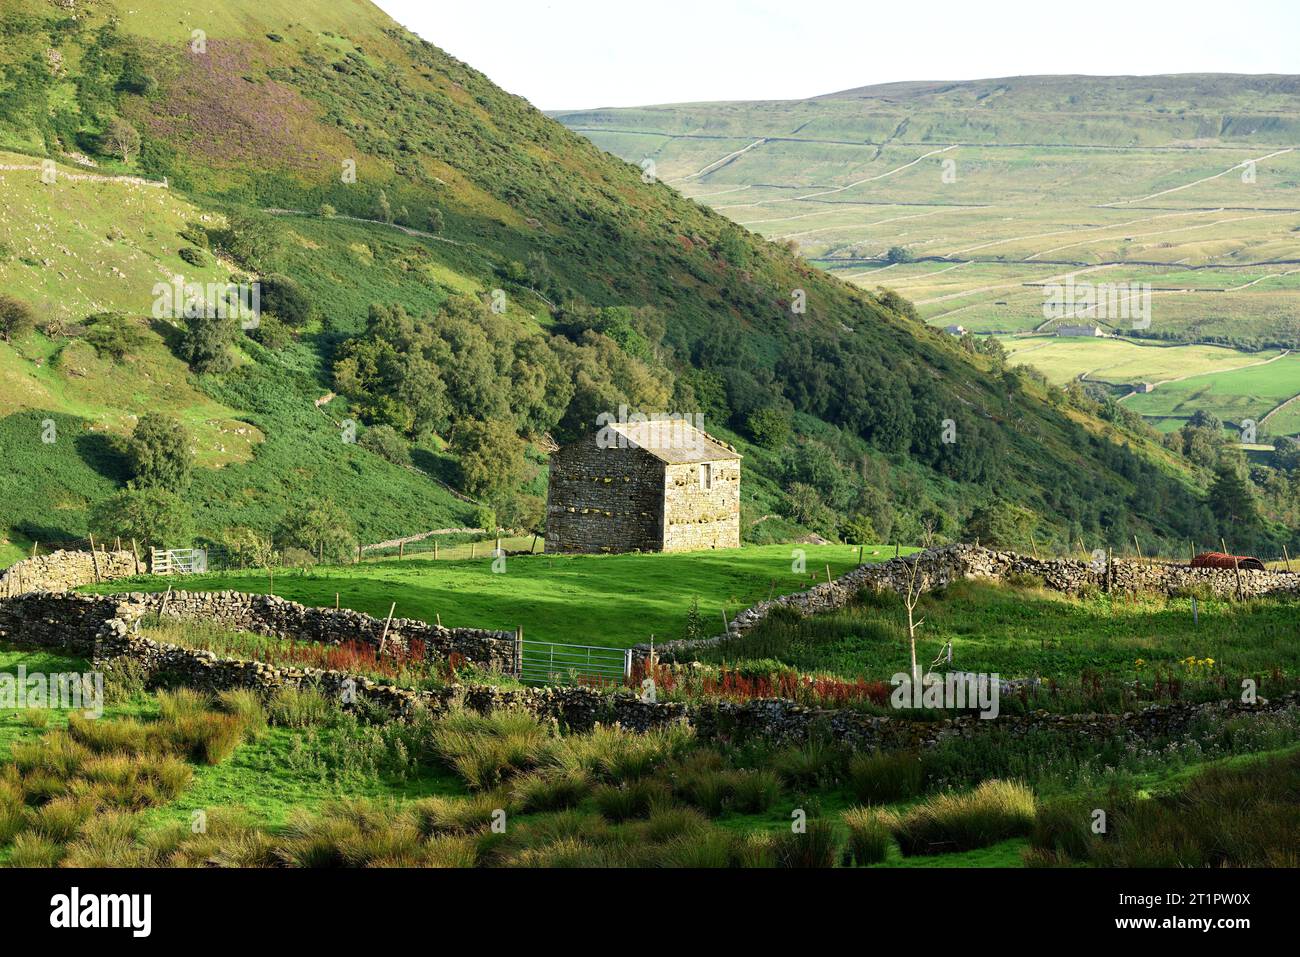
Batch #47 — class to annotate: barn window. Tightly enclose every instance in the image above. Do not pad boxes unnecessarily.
[699,463,713,490]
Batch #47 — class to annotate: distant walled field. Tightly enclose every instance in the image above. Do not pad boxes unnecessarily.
[83,543,899,649]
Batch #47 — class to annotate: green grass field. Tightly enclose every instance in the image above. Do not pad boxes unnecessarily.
[84,543,899,648]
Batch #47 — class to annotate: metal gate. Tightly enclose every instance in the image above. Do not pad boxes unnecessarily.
[150,548,209,575]
[517,640,630,687]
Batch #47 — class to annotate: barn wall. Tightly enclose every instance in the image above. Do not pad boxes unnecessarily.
[545,443,665,553]
[662,460,741,552]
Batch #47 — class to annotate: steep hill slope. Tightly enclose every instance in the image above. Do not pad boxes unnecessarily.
[0,3,1275,563]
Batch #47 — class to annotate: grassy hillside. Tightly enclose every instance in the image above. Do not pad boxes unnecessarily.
[0,3,1287,565]
[555,76,1300,439]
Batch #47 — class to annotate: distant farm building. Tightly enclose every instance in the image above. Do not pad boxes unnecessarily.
[944,324,968,336]
[1056,324,1106,337]
[545,420,741,554]
[1191,552,1267,572]
[1134,382,1156,393]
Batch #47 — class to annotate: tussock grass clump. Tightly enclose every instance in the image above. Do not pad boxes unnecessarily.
[412,793,504,836]
[29,795,96,843]
[11,732,90,778]
[157,688,212,724]
[216,689,268,738]
[67,714,150,755]
[641,805,709,843]
[848,750,923,804]
[8,832,65,868]
[728,769,781,814]
[675,766,736,816]
[842,806,896,865]
[661,829,744,868]
[892,780,1036,855]
[267,685,333,729]
[159,713,250,765]
[510,768,591,813]
[592,779,670,822]
[770,744,840,791]
[771,818,841,868]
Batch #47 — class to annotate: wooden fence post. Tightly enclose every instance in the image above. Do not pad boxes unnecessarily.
[130,539,141,575]
[31,541,37,560]
[1284,546,1293,574]
[377,602,397,657]
[87,534,101,583]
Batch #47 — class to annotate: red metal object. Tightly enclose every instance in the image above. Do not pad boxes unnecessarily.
[1190,552,1266,572]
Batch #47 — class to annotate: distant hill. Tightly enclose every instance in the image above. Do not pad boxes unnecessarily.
[0,7,1284,563]
[555,74,1300,445]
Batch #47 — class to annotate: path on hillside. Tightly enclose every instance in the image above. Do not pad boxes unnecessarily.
[0,162,168,188]
[262,208,467,246]
[677,139,768,182]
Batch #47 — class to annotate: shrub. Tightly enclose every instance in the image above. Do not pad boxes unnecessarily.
[260,273,314,326]
[83,312,147,361]
[892,780,1036,855]
[0,293,37,342]
[771,818,840,868]
[843,806,895,865]
[848,750,924,804]
[178,245,210,268]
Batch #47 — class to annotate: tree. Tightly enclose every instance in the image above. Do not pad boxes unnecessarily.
[104,117,141,164]
[901,558,930,688]
[275,499,357,564]
[359,424,410,466]
[455,418,528,503]
[0,294,36,342]
[747,405,793,450]
[84,312,147,361]
[963,501,1038,550]
[127,413,193,489]
[180,312,236,374]
[89,488,192,550]
[426,207,445,233]
[1208,465,1257,529]
[886,246,915,264]
[218,211,284,271]
[376,189,393,224]
[260,274,314,327]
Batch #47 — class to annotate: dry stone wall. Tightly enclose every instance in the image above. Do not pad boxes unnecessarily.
[0,549,140,598]
[639,544,1300,663]
[0,590,518,673]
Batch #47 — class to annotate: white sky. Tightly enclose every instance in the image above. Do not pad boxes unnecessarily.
[375,0,1300,111]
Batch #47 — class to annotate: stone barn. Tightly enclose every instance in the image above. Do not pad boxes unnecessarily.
[545,420,741,554]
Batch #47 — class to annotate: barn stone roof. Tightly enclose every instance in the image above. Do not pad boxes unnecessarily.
[601,420,741,465]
